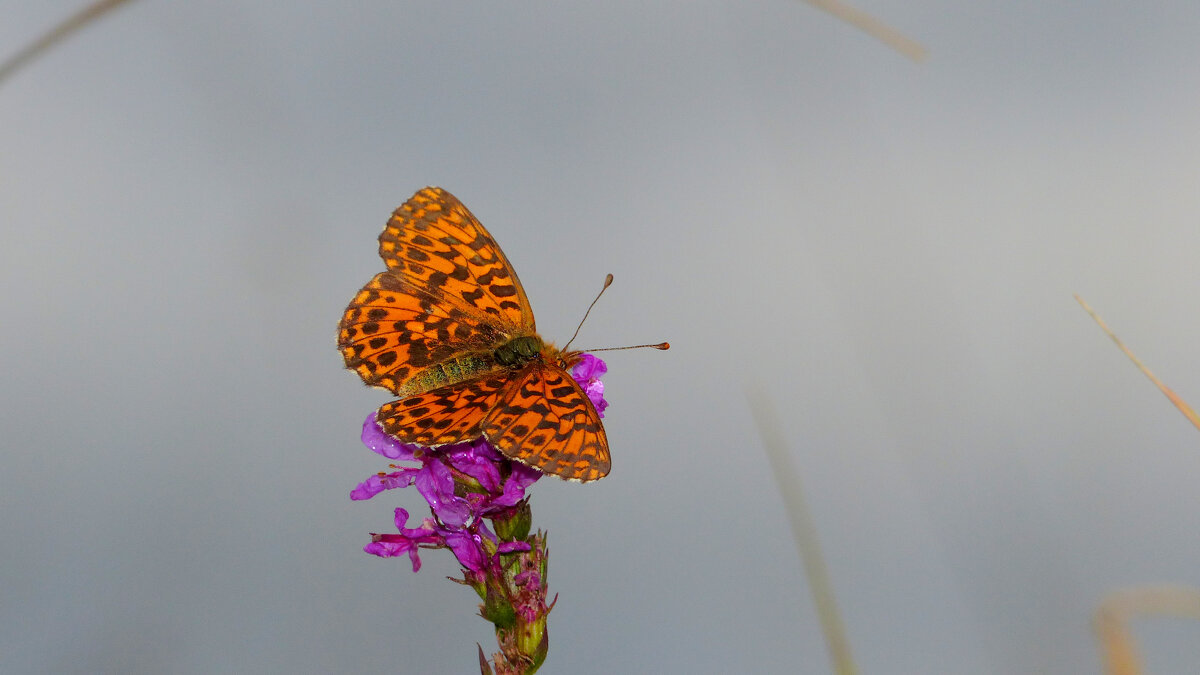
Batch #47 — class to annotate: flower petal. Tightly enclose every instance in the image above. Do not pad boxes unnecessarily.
[441,530,486,573]
[572,354,607,381]
[349,473,386,501]
[415,460,471,527]
[498,541,532,554]
[361,413,418,460]
[490,466,540,509]
[446,439,503,493]
[571,355,609,418]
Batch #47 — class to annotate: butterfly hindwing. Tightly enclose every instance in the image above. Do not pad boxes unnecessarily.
[482,361,610,482]
[376,375,511,447]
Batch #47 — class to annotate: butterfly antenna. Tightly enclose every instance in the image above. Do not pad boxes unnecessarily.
[562,274,614,353]
[563,273,671,354]
[578,342,671,352]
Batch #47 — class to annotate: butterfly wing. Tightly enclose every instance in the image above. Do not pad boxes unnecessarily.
[339,271,510,396]
[482,361,610,482]
[375,374,511,447]
[378,187,534,331]
[339,187,537,397]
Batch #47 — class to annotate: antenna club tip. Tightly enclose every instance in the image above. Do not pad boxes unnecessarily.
[657,342,670,350]
[603,273,614,287]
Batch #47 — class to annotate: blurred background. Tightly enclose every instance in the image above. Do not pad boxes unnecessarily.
[3,2,1200,673]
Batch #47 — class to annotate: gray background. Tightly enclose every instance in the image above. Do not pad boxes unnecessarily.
[3,1,1200,673]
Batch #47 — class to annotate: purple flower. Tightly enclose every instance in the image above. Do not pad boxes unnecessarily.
[352,412,547,564]
[367,507,535,577]
[365,508,443,572]
[442,438,505,493]
[351,351,608,617]
[572,353,608,417]
[498,541,532,554]
[353,416,490,526]
[360,414,418,460]
[349,473,389,501]
[439,527,488,573]
[491,463,541,510]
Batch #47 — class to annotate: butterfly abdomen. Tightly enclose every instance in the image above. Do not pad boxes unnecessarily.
[400,353,496,396]
[398,335,542,397]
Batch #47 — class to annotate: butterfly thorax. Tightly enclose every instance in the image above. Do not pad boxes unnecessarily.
[494,335,543,367]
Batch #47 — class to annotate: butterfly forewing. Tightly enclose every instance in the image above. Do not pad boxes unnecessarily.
[339,271,510,396]
[482,362,610,483]
[379,187,534,331]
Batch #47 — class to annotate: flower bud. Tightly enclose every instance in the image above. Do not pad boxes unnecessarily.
[492,499,532,542]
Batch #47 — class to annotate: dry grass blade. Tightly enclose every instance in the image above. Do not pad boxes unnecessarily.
[800,0,927,62]
[746,383,858,675]
[0,0,138,86]
[1075,295,1200,432]
[1095,585,1200,675]
[477,643,494,675]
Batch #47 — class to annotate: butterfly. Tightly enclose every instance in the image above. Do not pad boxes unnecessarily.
[338,187,610,482]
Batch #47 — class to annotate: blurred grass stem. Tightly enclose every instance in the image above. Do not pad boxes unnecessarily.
[1095,585,1200,675]
[0,0,138,86]
[747,384,858,675]
[800,0,927,62]
[1075,295,1200,432]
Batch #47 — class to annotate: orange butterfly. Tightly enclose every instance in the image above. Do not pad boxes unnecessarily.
[338,187,611,482]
